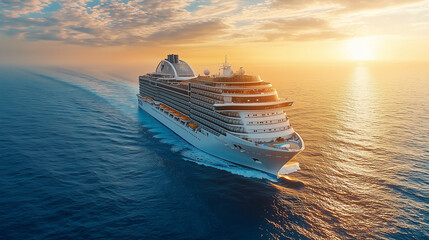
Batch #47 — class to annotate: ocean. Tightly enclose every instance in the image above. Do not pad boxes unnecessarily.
[0,63,428,239]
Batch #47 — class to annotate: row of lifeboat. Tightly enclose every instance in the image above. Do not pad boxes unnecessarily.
[158,104,198,129]
[142,97,154,102]
[141,96,199,130]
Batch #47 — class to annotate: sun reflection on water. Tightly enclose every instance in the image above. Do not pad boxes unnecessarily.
[264,64,417,239]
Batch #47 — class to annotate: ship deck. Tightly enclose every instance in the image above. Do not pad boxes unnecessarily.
[263,140,301,151]
[242,135,303,151]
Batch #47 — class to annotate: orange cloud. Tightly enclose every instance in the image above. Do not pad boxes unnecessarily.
[259,18,349,41]
[145,19,229,44]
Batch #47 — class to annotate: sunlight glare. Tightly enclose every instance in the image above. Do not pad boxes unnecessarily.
[347,38,374,61]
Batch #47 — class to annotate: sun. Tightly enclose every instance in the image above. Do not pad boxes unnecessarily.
[346,38,374,61]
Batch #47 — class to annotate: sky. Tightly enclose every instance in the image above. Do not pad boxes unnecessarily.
[1,0,429,72]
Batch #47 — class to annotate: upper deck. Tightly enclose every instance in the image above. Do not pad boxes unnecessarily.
[196,74,261,83]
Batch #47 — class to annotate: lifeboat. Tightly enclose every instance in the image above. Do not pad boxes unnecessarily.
[189,123,198,129]
[169,109,176,113]
[164,107,170,111]
[181,116,190,121]
[160,104,166,108]
[174,112,181,116]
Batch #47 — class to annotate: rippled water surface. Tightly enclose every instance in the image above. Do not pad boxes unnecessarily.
[0,64,428,239]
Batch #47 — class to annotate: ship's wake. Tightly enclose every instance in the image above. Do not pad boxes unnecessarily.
[180,150,275,180]
[31,68,290,181]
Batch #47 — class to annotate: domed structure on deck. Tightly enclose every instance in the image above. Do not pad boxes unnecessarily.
[155,54,196,80]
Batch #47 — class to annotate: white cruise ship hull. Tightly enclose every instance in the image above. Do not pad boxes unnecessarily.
[138,97,303,176]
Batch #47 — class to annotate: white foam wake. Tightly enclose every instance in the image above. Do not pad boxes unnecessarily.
[278,162,300,175]
[180,150,276,180]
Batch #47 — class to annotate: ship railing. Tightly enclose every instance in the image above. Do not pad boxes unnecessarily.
[191,88,224,101]
[191,104,242,124]
[246,117,289,126]
[158,91,189,104]
[190,98,215,110]
[178,74,195,77]
[250,125,291,133]
[243,111,285,118]
[190,93,223,104]
[190,107,243,125]
[190,83,223,94]
[191,115,225,135]
[145,73,175,79]
[156,82,189,96]
[191,119,222,136]
[221,88,276,95]
[190,111,246,133]
[156,96,190,115]
[217,111,240,118]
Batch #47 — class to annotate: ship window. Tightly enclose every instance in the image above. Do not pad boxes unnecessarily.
[232,95,278,103]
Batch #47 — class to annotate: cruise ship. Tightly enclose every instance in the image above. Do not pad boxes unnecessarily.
[137,54,304,177]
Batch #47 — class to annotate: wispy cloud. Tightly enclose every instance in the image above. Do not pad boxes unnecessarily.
[0,0,427,46]
[145,19,229,44]
[272,0,424,13]
[259,18,348,41]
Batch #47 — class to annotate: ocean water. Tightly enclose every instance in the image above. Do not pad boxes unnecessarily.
[0,64,428,239]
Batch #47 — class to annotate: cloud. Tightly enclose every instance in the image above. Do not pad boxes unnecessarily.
[192,0,239,18]
[0,0,197,46]
[1,0,53,17]
[0,0,426,46]
[272,0,425,13]
[260,18,329,31]
[0,0,236,46]
[145,19,229,44]
[260,18,349,41]
[265,30,348,41]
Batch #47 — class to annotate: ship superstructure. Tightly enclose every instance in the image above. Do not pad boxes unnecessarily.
[137,54,304,176]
